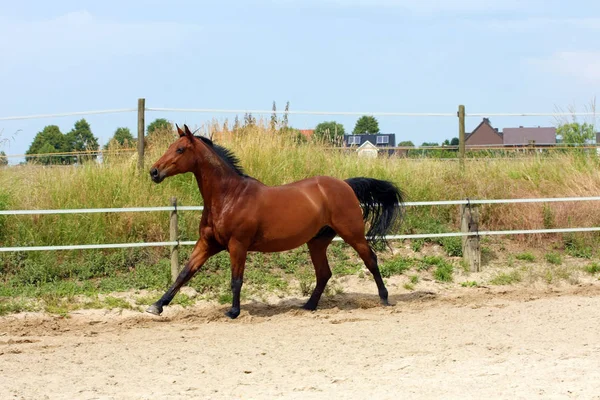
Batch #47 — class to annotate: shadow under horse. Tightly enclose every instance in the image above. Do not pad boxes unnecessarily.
[147,124,405,319]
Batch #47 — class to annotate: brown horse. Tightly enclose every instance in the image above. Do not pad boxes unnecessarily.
[146,124,404,319]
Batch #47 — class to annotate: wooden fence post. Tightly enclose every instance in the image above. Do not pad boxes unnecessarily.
[170,197,180,283]
[137,98,146,172]
[458,104,466,170]
[461,202,481,272]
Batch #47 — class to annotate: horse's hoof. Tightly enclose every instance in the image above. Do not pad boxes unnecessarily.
[146,304,163,315]
[225,309,240,319]
[302,303,317,311]
[381,299,390,307]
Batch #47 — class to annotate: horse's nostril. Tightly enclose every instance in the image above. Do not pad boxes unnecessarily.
[150,168,159,178]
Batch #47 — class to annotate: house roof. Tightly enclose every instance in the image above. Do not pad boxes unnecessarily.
[343,133,395,147]
[357,140,378,150]
[465,118,503,140]
[299,129,314,138]
[503,126,556,145]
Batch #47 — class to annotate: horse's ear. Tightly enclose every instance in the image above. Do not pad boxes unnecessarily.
[183,124,195,139]
[176,124,185,138]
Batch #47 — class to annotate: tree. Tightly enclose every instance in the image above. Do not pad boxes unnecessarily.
[557,122,595,146]
[147,118,172,137]
[114,127,135,146]
[104,127,135,150]
[0,151,7,167]
[37,143,60,165]
[353,115,379,134]
[450,137,459,146]
[66,118,99,162]
[314,121,346,144]
[421,142,439,147]
[233,115,240,132]
[26,125,69,164]
[398,141,415,147]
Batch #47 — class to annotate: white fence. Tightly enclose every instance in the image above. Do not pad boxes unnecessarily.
[2,196,600,253]
[1,107,597,121]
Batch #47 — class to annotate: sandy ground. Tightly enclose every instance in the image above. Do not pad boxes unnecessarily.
[2,282,600,400]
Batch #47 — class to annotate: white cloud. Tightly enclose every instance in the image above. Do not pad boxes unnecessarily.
[528,51,600,85]
[0,11,203,66]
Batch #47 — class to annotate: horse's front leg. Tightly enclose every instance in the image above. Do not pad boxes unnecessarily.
[225,239,248,319]
[147,239,221,315]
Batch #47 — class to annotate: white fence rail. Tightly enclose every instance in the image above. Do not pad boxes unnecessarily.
[1,107,597,121]
[2,196,600,253]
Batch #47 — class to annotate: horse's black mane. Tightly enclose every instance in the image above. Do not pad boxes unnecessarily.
[195,135,248,177]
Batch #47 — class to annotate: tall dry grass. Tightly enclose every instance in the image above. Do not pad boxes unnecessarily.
[2,118,600,251]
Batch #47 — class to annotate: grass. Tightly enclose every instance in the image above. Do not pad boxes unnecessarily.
[3,120,600,312]
[379,256,413,278]
[545,252,563,265]
[564,234,594,259]
[490,270,522,285]
[516,252,536,262]
[585,263,600,275]
[415,256,454,282]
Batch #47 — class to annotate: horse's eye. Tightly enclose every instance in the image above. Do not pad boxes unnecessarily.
[176,147,185,154]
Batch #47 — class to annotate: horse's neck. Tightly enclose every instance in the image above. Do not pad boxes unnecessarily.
[193,153,243,209]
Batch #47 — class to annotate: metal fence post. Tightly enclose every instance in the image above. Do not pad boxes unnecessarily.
[170,197,180,283]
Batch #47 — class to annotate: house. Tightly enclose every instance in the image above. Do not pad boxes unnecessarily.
[343,133,395,147]
[503,126,556,147]
[298,129,314,139]
[465,118,503,147]
[466,118,557,148]
[343,133,396,156]
[356,141,379,158]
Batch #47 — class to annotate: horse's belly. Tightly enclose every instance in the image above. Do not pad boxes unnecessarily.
[248,229,318,252]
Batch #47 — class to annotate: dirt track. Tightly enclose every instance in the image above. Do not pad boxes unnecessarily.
[2,285,600,399]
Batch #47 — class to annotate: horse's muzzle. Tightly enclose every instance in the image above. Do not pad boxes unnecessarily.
[150,167,165,183]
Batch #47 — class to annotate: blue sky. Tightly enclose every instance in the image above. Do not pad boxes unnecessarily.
[1,0,599,161]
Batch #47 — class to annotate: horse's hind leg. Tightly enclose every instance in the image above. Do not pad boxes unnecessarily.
[332,224,389,305]
[303,229,336,311]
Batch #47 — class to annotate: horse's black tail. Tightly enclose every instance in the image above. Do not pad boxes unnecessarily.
[345,177,405,248]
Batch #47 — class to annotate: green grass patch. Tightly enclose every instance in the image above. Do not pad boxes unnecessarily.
[515,252,535,262]
[564,234,593,259]
[0,298,37,316]
[545,252,563,265]
[433,262,454,283]
[585,263,600,275]
[380,257,413,278]
[490,270,522,285]
[104,296,134,310]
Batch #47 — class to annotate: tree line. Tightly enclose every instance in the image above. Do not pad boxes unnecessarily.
[14,100,592,166]
[21,118,173,165]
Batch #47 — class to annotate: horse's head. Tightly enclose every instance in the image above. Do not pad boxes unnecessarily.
[150,124,199,183]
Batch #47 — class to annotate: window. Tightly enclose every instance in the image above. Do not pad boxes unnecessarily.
[348,136,361,145]
[376,136,389,144]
